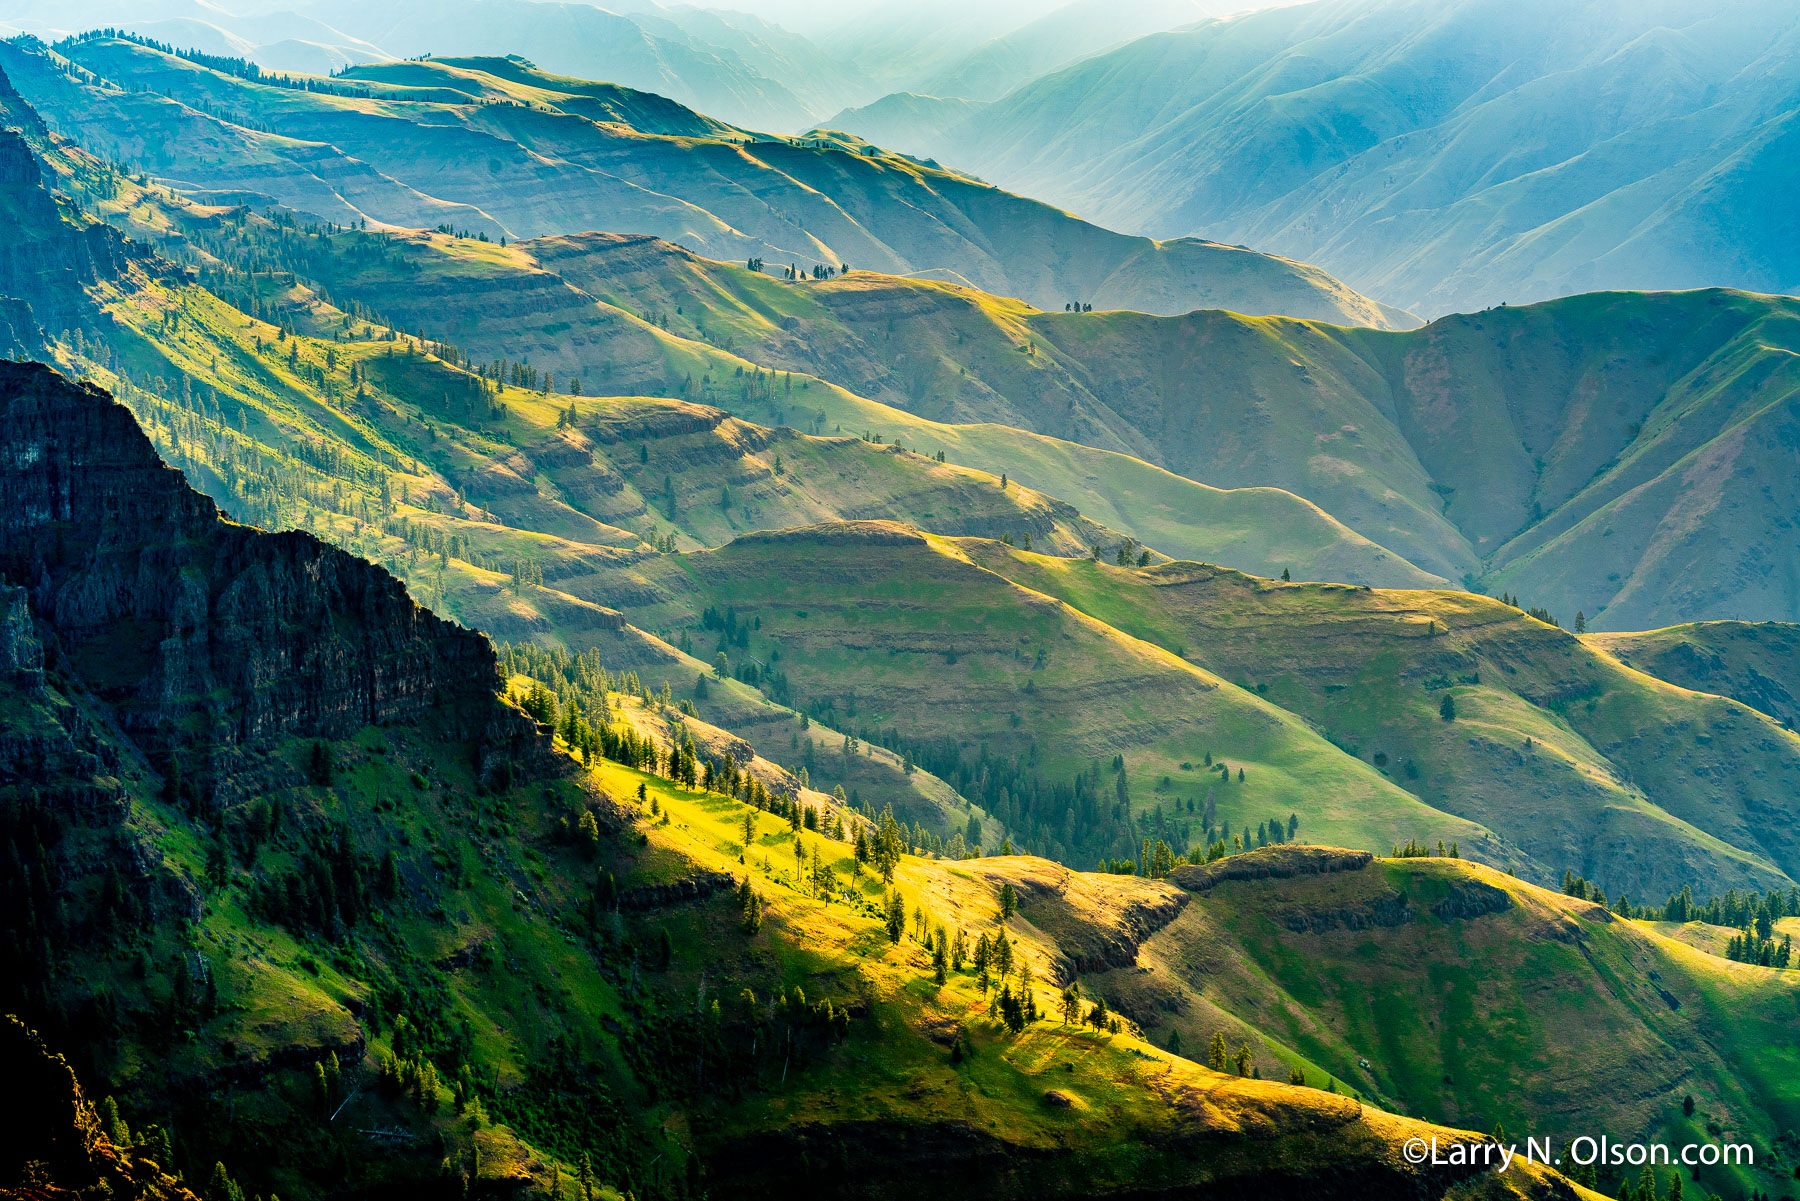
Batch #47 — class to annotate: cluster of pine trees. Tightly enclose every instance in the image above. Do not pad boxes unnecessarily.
[1392,838,1461,858]
[249,818,400,939]
[1562,872,1797,967]
[1494,591,1561,628]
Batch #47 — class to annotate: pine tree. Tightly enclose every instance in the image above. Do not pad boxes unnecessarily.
[884,890,906,944]
[97,1097,131,1148]
[206,1161,241,1201]
[308,738,334,785]
[1208,1032,1228,1071]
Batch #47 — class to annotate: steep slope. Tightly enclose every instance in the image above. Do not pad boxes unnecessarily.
[0,34,1415,328]
[1084,846,1800,1200]
[1589,622,1800,729]
[0,358,548,777]
[559,519,1510,869]
[0,76,1165,632]
[941,286,1800,628]
[821,91,986,162]
[0,67,1236,856]
[335,224,1797,628]
[0,363,1584,1201]
[534,265,1794,629]
[960,542,1800,896]
[870,0,1800,316]
[74,176,1438,588]
[803,0,1084,102]
[309,0,823,130]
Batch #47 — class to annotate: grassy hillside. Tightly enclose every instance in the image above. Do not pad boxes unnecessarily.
[0,680,1598,1201]
[9,20,1800,640]
[957,542,1800,896]
[159,197,1800,630]
[732,282,1800,629]
[821,93,986,159]
[0,93,1170,860]
[1589,622,1800,730]
[872,1,1800,317]
[549,519,1504,870]
[68,175,1440,589]
[12,62,1800,902]
[0,0,838,131]
[499,633,1010,857]
[1084,846,1800,1200]
[0,34,1413,328]
[0,99,1145,618]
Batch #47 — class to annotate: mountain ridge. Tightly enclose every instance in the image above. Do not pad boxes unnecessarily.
[841,0,1800,316]
[0,34,1416,329]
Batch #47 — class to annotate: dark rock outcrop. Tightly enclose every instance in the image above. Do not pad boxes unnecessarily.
[0,585,42,685]
[1169,845,1375,892]
[1432,879,1513,921]
[1281,890,1416,933]
[1171,846,1515,934]
[0,360,555,783]
[1058,889,1189,974]
[996,862,1189,978]
[731,520,929,548]
[617,869,735,911]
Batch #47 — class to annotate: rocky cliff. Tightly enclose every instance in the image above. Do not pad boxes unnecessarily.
[0,1016,204,1201]
[0,360,551,786]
